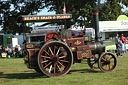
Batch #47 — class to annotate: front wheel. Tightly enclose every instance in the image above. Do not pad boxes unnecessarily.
[38,41,73,77]
[98,52,117,72]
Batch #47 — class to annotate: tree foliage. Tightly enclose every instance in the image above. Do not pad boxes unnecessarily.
[0,0,44,34]
[44,0,128,27]
[99,0,124,21]
[45,0,97,27]
[0,0,128,33]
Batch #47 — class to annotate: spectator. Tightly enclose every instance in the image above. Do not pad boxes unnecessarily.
[120,34,126,52]
[117,41,125,58]
[8,47,13,57]
[0,45,3,57]
[120,34,126,44]
[5,46,9,56]
[18,45,23,58]
[91,36,94,41]
[115,34,120,54]
[15,45,20,58]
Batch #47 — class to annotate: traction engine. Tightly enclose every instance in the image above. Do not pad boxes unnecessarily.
[19,10,117,77]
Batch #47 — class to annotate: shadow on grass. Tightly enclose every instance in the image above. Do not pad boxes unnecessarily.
[0,72,49,79]
[68,68,102,74]
[0,72,4,76]
[0,69,102,79]
[0,68,102,79]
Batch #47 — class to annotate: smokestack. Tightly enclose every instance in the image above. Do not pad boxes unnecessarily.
[92,7,100,41]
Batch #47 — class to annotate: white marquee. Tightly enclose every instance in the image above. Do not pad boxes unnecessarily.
[99,21,128,32]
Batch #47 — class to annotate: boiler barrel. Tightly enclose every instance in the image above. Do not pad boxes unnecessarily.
[87,41,105,54]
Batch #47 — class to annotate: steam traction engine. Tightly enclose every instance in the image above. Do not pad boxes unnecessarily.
[18,11,117,77]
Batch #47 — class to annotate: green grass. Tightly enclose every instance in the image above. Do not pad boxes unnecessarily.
[0,56,128,85]
[104,41,115,46]
[106,46,116,50]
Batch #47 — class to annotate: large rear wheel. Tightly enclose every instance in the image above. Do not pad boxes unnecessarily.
[38,41,73,77]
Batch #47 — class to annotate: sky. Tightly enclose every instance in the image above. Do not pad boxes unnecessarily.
[37,8,55,15]
[33,8,55,26]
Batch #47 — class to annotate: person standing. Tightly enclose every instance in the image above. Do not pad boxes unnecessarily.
[120,34,126,52]
[117,41,125,57]
[115,34,120,50]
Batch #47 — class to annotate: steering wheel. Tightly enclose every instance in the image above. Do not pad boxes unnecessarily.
[46,32,60,41]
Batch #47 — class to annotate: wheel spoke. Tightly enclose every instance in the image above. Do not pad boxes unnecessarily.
[101,64,105,68]
[104,55,106,58]
[44,62,52,69]
[60,60,69,63]
[110,65,114,67]
[57,65,62,72]
[41,60,49,63]
[38,41,73,77]
[108,64,111,70]
[105,65,107,70]
[108,55,113,60]
[54,45,56,54]
[58,51,65,56]
[99,53,117,72]
[41,56,51,59]
[56,47,61,55]
[44,50,51,56]
[101,57,106,61]
[49,47,54,55]
[100,61,104,64]
[110,61,114,63]
[54,63,56,73]
[87,54,99,69]
[58,62,65,68]
[59,56,67,59]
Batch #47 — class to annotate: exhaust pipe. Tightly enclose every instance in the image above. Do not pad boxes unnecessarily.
[92,8,100,41]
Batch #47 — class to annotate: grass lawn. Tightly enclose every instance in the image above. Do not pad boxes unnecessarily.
[0,55,128,85]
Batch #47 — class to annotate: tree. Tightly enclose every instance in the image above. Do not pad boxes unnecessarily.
[99,0,124,21]
[0,0,45,34]
[1,0,128,33]
[44,0,127,27]
[45,0,97,27]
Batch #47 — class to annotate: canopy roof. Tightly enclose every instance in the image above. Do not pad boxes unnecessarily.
[17,14,72,23]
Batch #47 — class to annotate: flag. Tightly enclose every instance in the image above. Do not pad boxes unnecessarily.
[63,3,66,14]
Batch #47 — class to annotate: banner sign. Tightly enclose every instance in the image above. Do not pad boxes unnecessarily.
[100,21,128,28]
[21,14,72,21]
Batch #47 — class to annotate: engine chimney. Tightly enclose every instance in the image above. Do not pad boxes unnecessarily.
[92,7,100,41]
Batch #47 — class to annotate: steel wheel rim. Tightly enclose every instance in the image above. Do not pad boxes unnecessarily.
[99,52,117,72]
[38,41,73,77]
